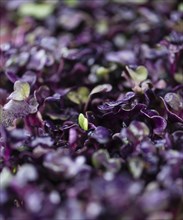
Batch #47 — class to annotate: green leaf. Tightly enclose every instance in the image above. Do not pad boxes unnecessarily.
[19,3,54,19]
[8,81,30,101]
[64,0,78,7]
[17,145,28,152]
[67,91,80,105]
[12,166,17,174]
[178,3,183,12]
[174,73,183,84]
[78,113,88,131]
[90,84,112,96]
[78,87,89,102]
[126,66,148,84]
[96,66,110,78]
[67,87,89,104]
[0,167,13,189]
[92,149,109,168]
[96,20,108,34]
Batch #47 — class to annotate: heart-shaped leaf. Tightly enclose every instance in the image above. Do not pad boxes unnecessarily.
[67,87,89,104]
[8,81,30,101]
[126,66,148,84]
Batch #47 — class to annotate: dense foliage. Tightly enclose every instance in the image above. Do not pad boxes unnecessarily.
[0,0,183,220]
